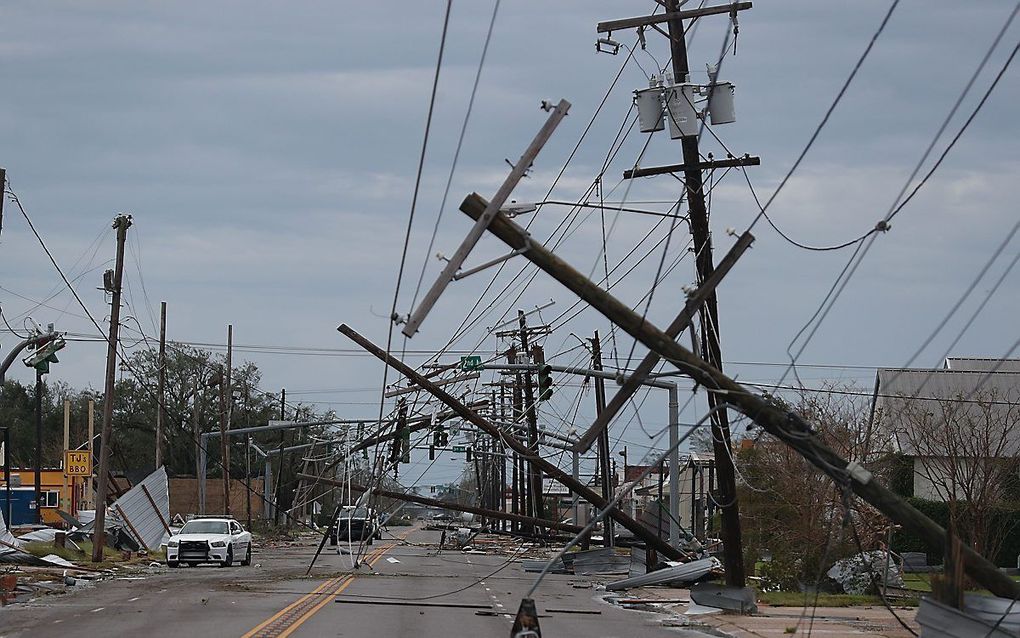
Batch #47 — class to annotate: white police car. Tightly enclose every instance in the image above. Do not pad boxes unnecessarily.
[166,517,252,568]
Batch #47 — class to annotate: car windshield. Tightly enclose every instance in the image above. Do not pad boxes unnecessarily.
[340,507,370,520]
[180,520,230,535]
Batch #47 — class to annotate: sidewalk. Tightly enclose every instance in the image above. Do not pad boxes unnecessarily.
[608,586,920,637]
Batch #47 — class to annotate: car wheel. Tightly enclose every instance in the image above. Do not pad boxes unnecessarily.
[167,560,179,568]
[220,545,233,568]
[241,545,252,566]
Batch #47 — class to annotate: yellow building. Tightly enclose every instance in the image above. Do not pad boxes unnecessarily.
[0,468,84,527]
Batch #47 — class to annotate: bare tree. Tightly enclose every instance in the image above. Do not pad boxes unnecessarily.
[887,387,1020,559]
[737,384,889,589]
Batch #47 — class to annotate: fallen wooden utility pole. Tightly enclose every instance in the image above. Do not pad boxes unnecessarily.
[297,474,584,535]
[458,192,1020,599]
[336,324,689,562]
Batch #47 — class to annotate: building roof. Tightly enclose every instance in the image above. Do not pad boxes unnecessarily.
[945,357,1020,373]
[874,364,1020,458]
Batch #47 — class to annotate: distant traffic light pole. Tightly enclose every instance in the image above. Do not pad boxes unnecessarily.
[34,368,42,523]
[14,326,67,524]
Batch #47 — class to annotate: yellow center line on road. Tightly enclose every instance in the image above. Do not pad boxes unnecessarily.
[239,575,344,638]
[274,544,393,638]
[242,528,414,638]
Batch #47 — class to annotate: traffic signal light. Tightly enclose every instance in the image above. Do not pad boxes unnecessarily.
[465,447,472,462]
[400,425,411,464]
[22,334,66,374]
[537,364,553,401]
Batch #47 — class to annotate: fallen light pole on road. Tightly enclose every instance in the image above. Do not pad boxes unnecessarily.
[297,474,585,535]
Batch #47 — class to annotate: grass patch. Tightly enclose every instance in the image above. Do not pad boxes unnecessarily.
[758,591,918,607]
[22,540,163,567]
[903,573,933,592]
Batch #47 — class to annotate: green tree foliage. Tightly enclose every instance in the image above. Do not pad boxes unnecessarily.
[0,345,324,488]
[0,378,99,469]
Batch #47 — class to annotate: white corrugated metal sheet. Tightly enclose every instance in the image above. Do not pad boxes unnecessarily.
[110,466,171,550]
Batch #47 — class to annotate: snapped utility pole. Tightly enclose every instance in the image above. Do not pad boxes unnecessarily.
[92,213,131,562]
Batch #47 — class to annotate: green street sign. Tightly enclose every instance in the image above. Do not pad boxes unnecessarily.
[452,445,466,453]
[460,355,482,371]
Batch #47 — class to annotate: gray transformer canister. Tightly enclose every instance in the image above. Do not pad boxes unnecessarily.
[708,82,736,125]
[665,84,699,139]
[634,84,665,133]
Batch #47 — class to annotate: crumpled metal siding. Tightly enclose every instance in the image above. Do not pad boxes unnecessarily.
[109,466,171,550]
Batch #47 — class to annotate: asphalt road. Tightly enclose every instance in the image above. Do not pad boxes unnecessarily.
[0,528,704,637]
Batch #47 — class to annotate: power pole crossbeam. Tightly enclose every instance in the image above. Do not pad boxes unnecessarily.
[624,155,761,180]
[597,2,752,33]
[337,323,689,561]
[457,193,1020,599]
[402,100,570,337]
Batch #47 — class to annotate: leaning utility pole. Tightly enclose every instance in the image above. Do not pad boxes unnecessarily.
[459,191,1020,598]
[518,311,545,525]
[92,214,131,562]
[155,301,167,468]
[664,0,745,587]
[594,0,752,586]
[193,376,202,513]
[591,331,613,547]
[218,363,230,516]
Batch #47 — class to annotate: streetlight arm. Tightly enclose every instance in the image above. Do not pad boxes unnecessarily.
[0,333,48,384]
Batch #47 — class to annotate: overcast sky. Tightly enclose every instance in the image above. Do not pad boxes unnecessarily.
[2,1,1018,486]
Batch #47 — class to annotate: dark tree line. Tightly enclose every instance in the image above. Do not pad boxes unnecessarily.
[0,345,326,490]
